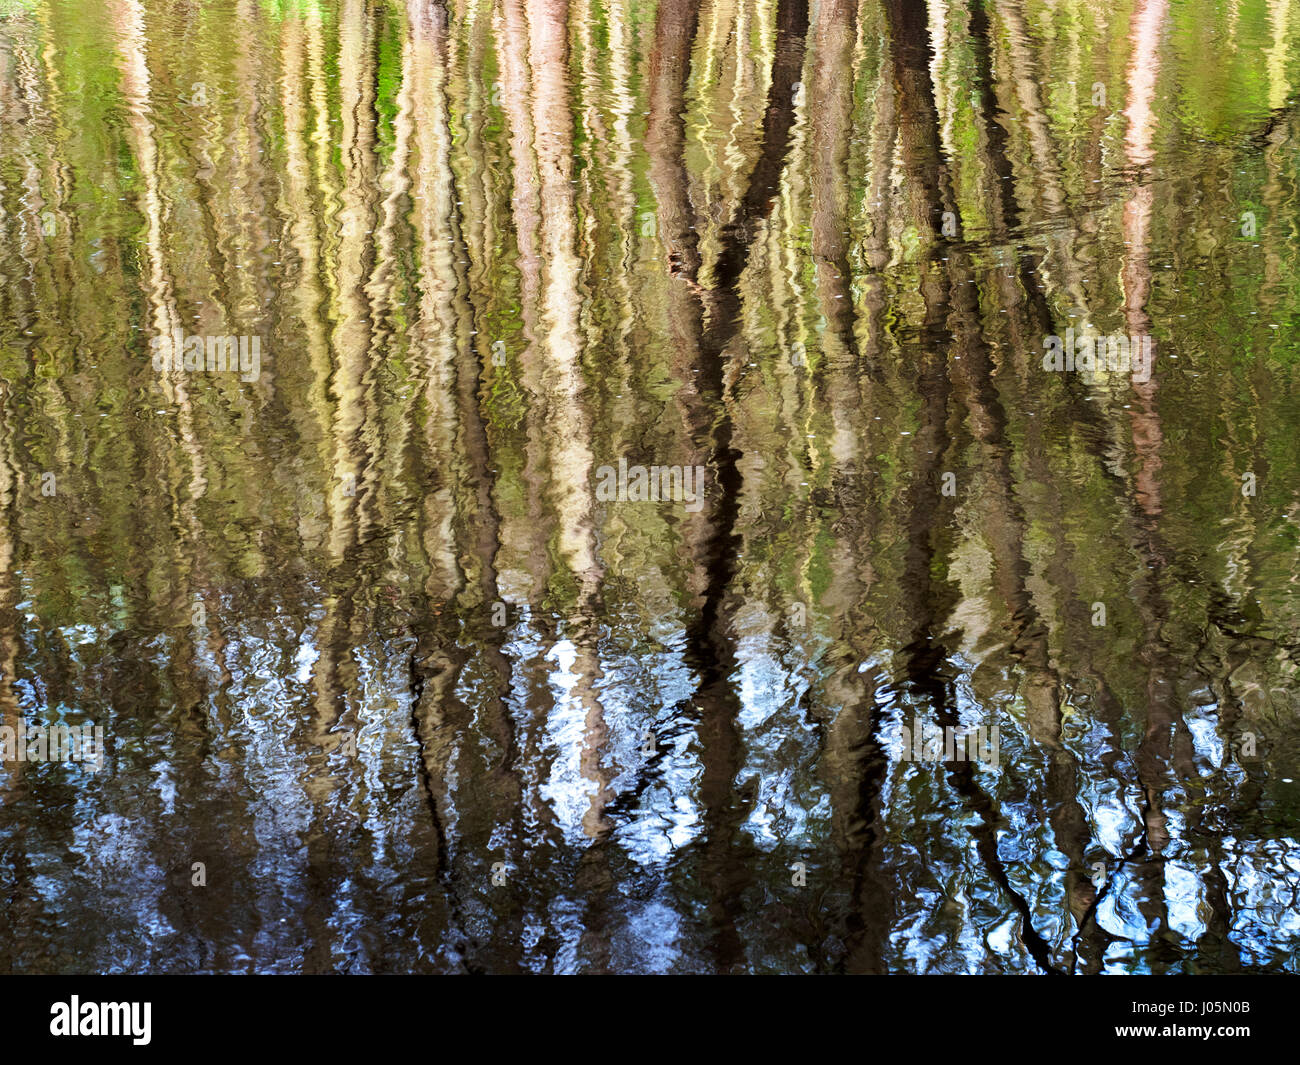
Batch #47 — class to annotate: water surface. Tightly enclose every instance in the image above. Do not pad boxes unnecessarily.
[0,0,1299,974]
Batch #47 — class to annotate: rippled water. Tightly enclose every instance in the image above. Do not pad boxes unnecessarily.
[0,0,1298,974]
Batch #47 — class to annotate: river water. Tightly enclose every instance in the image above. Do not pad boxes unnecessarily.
[0,0,1298,973]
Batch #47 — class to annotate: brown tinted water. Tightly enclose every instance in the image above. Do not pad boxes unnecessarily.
[0,0,1298,973]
